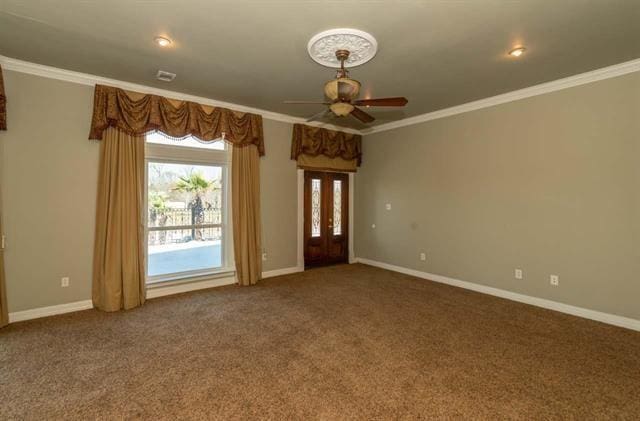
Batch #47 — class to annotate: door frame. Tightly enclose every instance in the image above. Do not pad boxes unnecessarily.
[297,169,354,270]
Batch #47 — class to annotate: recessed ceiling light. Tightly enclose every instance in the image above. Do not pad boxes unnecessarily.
[154,36,172,47]
[509,46,526,57]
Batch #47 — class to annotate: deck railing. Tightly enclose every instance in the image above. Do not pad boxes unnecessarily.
[148,208,222,245]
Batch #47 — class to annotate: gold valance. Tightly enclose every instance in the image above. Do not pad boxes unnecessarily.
[290,123,361,172]
[0,65,6,130]
[89,85,265,155]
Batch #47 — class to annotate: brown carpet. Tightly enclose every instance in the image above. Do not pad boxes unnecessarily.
[1,264,639,420]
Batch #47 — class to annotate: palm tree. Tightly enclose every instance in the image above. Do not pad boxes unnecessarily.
[173,172,215,240]
[148,191,169,244]
[149,191,168,222]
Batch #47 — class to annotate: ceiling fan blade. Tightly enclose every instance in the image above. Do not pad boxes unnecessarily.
[353,97,408,107]
[350,106,375,123]
[284,100,330,104]
[306,108,331,122]
[337,81,357,101]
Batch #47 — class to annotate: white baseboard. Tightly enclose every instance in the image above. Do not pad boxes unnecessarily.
[7,266,304,324]
[356,257,640,332]
[8,300,94,323]
[262,266,303,279]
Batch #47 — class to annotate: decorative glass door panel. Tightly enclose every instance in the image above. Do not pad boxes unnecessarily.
[333,180,342,236]
[304,171,348,267]
[311,179,322,237]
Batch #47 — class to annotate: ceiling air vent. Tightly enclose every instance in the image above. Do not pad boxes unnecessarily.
[156,70,176,82]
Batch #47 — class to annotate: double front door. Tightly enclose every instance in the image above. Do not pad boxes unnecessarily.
[304,171,349,267]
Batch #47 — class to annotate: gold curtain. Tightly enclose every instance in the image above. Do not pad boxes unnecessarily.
[0,64,7,327]
[290,123,362,172]
[89,85,265,155]
[89,84,265,294]
[92,128,146,311]
[232,145,262,286]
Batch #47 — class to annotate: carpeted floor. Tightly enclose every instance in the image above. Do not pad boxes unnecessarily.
[1,264,639,420]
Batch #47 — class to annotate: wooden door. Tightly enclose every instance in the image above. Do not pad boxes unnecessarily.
[304,171,349,268]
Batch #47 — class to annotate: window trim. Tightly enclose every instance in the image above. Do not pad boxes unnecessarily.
[144,139,234,284]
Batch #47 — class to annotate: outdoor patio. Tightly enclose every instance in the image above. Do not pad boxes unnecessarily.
[148,240,222,277]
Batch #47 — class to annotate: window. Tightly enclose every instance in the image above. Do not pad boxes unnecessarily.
[145,132,231,283]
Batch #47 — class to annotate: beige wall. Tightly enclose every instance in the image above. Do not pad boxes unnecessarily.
[260,119,298,271]
[0,71,298,312]
[1,71,96,313]
[356,72,640,320]
[4,67,638,320]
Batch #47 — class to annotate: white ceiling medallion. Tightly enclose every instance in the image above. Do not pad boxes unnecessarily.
[307,28,378,68]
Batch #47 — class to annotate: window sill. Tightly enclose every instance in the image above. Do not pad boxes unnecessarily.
[146,268,236,289]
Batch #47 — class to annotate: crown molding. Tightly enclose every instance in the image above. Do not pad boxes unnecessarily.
[2,54,639,137]
[362,57,640,135]
[0,55,362,135]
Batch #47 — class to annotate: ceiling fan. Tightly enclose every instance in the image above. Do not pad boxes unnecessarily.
[284,49,408,123]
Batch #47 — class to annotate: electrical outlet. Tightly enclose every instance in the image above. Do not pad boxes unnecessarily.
[61,277,70,288]
[550,275,559,286]
[420,252,426,261]
[515,269,523,280]
[262,252,267,261]
[385,203,391,210]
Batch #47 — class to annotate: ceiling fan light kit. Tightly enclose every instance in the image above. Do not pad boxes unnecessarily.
[287,29,408,124]
[324,77,361,101]
[330,102,355,117]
